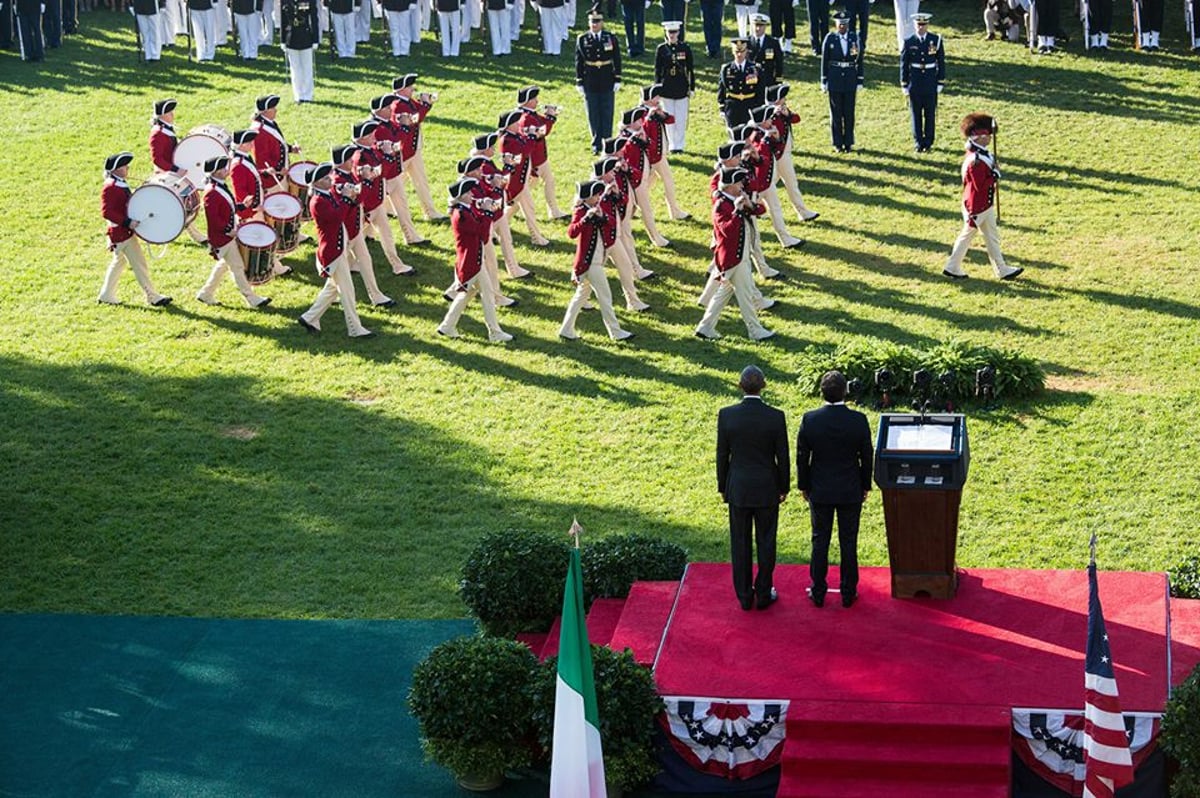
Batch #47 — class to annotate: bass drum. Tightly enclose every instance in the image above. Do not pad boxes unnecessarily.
[262,192,304,255]
[287,160,317,220]
[127,174,200,244]
[174,130,230,187]
[237,221,279,286]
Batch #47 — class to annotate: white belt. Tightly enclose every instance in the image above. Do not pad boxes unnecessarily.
[911,63,939,69]
[830,60,855,67]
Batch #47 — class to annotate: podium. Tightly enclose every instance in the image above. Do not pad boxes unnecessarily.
[873,414,970,599]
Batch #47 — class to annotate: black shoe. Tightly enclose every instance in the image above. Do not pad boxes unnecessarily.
[297,316,319,333]
[942,269,969,280]
[757,587,778,610]
[842,593,858,608]
[1000,267,1024,281]
[694,330,718,340]
[151,296,173,307]
[809,589,825,608]
[739,592,755,611]
[374,299,397,308]
[784,239,806,249]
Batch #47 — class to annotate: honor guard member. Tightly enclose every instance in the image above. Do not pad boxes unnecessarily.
[133,0,164,60]
[232,0,262,58]
[280,0,318,102]
[654,21,695,153]
[352,120,415,275]
[639,84,689,219]
[251,95,302,192]
[298,162,376,338]
[498,109,552,246]
[188,0,217,59]
[718,38,764,131]
[559,180,636,341]
[1084,0,1113,49]
[576,10,622,155]
[805,0,827,54]
[699,0,724,57]
[328,0,358,57]
[149,99,207,244]
[943,113,1022,282]
[231,129,292,277]
[437,178,515,342]
[746,106,804,249]
[696,168,776,341]
[747,14,784,88]
[767,0,795,51]
[591,156,652,310]
[765,83,820,222]
[516,86,568,220]
[820,12,863,152]
[485,0,512,55]
[614,108,672,248]
[454,156,516,307]
[471,132,530,280]
[844,0,872,51]
[893,0,918,49]
[14,0,43,61]
[1033,0,1060,51]
[331,144,396,308]
[196,156,273,308]
[1138,0,1164,49]
[99,153,172,307]
[900,13,944,152]
[382,0,416,55]
[392,74,447,221]
[620,0,646,55]
[537,0,567,54]
[368,95,422,246]
[731,0,759,38]
[434,0,461,55]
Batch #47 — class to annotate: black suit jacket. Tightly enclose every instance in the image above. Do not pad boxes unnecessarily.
[796,403,873,505]
[717,397,790,508]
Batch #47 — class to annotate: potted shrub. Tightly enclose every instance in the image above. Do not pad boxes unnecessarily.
[459,528,570,637]
[1162,663,1200,798]
[581,532,688,601]
[531,646,664,797]
[408,635,539,791]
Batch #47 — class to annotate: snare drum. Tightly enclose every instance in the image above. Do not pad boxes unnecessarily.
[236,221,278,286]
[174,127,232,187]
[287,160,317,220]
[262,192,303,255]
[127,173,200,244]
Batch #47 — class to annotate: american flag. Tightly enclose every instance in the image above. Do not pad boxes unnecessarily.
[1082,542,1135,798]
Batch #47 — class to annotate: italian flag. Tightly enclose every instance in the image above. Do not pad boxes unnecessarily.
[550,546,607,798]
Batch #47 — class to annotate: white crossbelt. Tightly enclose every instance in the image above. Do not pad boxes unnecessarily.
[911,63,938,69]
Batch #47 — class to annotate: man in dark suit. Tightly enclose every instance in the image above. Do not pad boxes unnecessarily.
[796,370,873,608]
[717,366,790,611]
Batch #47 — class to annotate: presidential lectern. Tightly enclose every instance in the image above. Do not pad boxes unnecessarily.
[874,414,970,599]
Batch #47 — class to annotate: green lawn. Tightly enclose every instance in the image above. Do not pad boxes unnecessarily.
[2,3,1198,620]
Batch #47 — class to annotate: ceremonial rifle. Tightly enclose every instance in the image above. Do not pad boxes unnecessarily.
[1132,0,1142,48]
[1187,0,1196,47]
[1027,0,1038,52]
[991,117,1000,224]
[129,5,144,60]
[1080,0,1090,48]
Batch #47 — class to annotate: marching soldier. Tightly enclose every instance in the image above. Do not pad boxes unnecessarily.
[718,38,764,131]
[367,95,424,247]
[820,11,863,153]
[196,156,273,308]
[515,86,568,220]
[455,156,517,307]
[352,119,415,275]
[329,0,358,57]
[98,153,172,307]
[231,0,262,58]
[654,21,694,153]
[231,128,292,277]
[437,178,514,342]
[576,10,622,155]
[747,13,784,89]
[331,145,396,308]
[149,99,207,244]
[746,105,804,249]
[133,0,164,61]
[280,0,318,102]
[764,84,820,222]
[559,180,636,341]
[592,156,652,311]
[298,162,376,338]
[943,113,1022,282]
[392,73,447,221]
[187,0,217,60]
[639,84,689,220]
[251,94,303,193]
[470,132,530,280]
[614,107,672,247]
[899,12,944,153]
[498,109,552,246]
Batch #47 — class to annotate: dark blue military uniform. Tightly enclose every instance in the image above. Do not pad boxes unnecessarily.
[747,32,783,88]
[14,0,43,61]
[576,26,622,153]
[820,28,863,151]
[900,30,944,152]
[718,57,764,130]
[655,36,695,99]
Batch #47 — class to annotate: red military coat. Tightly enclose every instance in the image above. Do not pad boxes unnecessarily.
[351,148,388,212]
[204,180,238,250]
[450,201,487,286]
[568,203,607,278]
[370,115,404,180]
[309,188,349,270]
[640,107,674,165]
[712,192,763,272]
[230,152,263,220]
[745,138,776,194]
[331,168,364,239]
[499,131,532,201]
[251,116,290,191]
[149,122,179,173]
[101,177,136,246]
[962,145,998,218]
[392,94,431,146]
[517,106,557,169]
[770,110,800,152]
[618,133,648,189]
[610,172,631,217]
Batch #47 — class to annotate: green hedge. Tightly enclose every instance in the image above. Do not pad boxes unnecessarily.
[795,339,1045,402]
[1163,664,1200,798]
[1170,553,1200,599]
[582,533,689,601]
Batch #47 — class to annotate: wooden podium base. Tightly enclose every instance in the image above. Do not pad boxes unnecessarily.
[881,488,962,600]
[891,570,958,600]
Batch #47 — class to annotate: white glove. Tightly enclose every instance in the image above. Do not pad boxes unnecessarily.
[820,83,828,93]
[613,82,621,93]
[688,90,694,98]
[576,85,586,95]
[40,3,45,10]
[902,86,910,95]
[855,84,863,91]
[936,85,943,94]
[644,0,650,6]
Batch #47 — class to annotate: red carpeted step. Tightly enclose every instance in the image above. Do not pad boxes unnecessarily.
[608,580,682,666]
[1170,597,1200,686]
[539,598,628,660]
[778,775,1011,798]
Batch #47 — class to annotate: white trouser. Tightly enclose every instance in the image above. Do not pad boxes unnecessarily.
[318,2,329,39]
[696,258,769,338]
[356,0,372,39]
[386,8,413,53]
[944,205,1012,277]
[286,47,314,101]
[477,236,511,304]
[563,0,574,34]
[486,7,510,52]
[761,184,798,245]
[402,153,443,218]
[260,0,275,42]
[462,0,479,38]
[332,11,356,55]
[607,235,646,309]
[645,158,686,219]
[561,245,625,338]
[158,6,173,44]
[747,218,777,280]
[407,5,421,40]
[365,204,410,271]
[893,0,919,50]
[527,160,564,217]
[199,241,267,305]
[492,211,521,274]
[302,254,369,335]
[511,187,548,242]
[776,148,815,219]
[346,232,392,304]
[191,8,217,59]
[137,13,162,59]
[235,12,260,57]
[437,9,461,54]
[214,0,230,42]
[618,215,647,277]
[661,96,689,151]
[384,174,422,243]
[509,0,523,38]
[538,4,564,52]
[99,238,165,304]
[441,272,503,335]
[630,178,669,246]
[734,3,759,37]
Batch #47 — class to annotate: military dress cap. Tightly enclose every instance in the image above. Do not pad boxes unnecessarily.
[911,12,932,22]
[153,98,177,116]
[765,83,790,102]
[663,20,682,32]
[587,8,604,20]
[331,145,357,165]
[457,155,489,174]
[353,120,381,139]
[308,162,334,184]
[448,177,479,199]
[832,10,850,22]
[730,37,748,51]
[232,129,258,145]
[621,106,648,126]
[720,167,749,186]
[749,105,774,124]
[717,141,746,161]
[593,156,619,176]
[104,151,135,172]
[255,94,281,112]
[641,84,663,101]
[577,179,605,199]
[393,73,418,90]
[961,112,995,137]
[370,94,398,111]
[517,85,541,104]
[204,155,231,174]
[751,12,770,24]
[473,131,499,151]
[499,110,524,129]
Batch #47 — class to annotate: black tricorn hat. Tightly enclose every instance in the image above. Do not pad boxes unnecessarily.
[765,83,790,102]
[473,131,499,151]
[729,124,750,142]
[621,106,648,126]
[255,94,281,112]
[353,119,381,139]
[720,167,749,186]
[641,84,662,101]
[517,85,540,104]
[153,98,177,116]
[370,94,398,112]
[308,162,334,184]
[601,137,622,155]
[232,129,258,145]
[393,73,418,90]
[204,155,231,174]
[448,177,479,199]
[593,157,619,176]
[105,151,134,172]
[499,110,524,129]
[577,179,605,199]
[749,105,774,124]
[717,141,746,161]
[457,155,489,174]
[331,145,357,165]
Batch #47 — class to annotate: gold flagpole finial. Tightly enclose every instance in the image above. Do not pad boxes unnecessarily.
[568,518,584,550]
[1089,532,1098,567]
